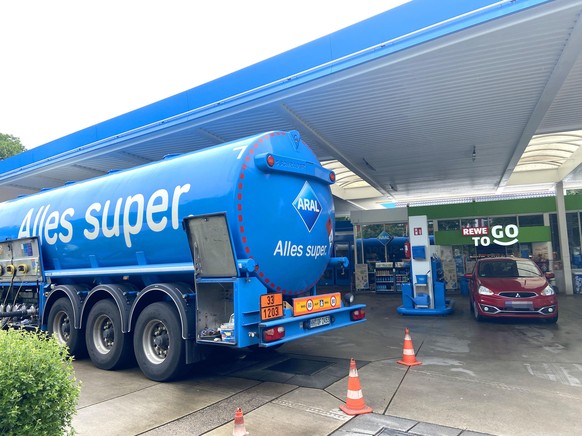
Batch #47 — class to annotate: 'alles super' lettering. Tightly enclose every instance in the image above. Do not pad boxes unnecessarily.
[18,184,190,248]
[273,240,328,260]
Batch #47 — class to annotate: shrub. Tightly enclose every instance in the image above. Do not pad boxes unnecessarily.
[0,328,81,435]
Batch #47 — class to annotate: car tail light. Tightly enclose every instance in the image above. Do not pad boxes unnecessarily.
[263,326,285,342]
[350,309,365,321]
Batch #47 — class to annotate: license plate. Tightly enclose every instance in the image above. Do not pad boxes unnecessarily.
[309,315,331,329]
[506,301,533,309]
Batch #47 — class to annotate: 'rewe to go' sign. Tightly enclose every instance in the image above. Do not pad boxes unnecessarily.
[462,225,519,247]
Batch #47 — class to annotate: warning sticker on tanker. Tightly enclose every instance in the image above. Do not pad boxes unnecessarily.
[260,293,284,321]
[293,292,341,317]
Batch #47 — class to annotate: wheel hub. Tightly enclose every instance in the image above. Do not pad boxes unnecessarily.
[153,333,169,349]
[60,316,71,340]
[102,322,114,346]
[54,312,71,343]
[93,315,115,353]
[142,320,170,363]
[152,325,169,357]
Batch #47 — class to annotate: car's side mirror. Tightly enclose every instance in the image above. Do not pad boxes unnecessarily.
[545,271,555,279]
[463,273,473,280]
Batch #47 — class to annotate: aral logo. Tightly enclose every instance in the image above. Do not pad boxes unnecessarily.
[293,181,322,232]
[378,231,393,246]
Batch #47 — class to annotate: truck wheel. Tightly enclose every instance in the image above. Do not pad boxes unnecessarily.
[86,299,133,370]
[134,302,185,382]
[48,297,85,357]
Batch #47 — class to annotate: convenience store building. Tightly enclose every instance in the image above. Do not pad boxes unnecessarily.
[350,193,582,295]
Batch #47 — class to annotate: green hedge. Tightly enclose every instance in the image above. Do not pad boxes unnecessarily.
[0,328,81,435]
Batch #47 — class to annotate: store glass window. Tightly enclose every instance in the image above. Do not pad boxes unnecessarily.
[359,223,408,239]
[335,243,349,258]
[461,217,489,228]
[549,213,560,262]
[386,223,408,237]
[439,219,461,230]
[489,216,517,227]
[518,214,544,227]
[355,223,409,265]
[516,242,532,259]
[567,212,581,268]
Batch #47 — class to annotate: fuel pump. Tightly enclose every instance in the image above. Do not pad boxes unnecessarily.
[397,215,454,316]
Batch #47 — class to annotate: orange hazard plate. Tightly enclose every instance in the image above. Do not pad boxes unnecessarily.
[293,292,341,317]
[260,293,284,321]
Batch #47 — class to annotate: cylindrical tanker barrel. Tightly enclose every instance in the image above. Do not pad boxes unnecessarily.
[0,131,336,295]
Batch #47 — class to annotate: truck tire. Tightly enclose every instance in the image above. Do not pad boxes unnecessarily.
[134,302,185,382]
[47,297,85,357]
[86,299,134,370]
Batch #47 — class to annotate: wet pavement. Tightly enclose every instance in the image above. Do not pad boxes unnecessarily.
[72,291,582,435]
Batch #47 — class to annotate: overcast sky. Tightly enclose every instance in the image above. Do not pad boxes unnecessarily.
[0,0,408,150]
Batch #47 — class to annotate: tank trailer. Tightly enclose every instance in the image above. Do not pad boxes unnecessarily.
[0,131,366,381]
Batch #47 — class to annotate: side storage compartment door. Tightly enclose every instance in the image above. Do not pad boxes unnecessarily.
[184,214,239,345]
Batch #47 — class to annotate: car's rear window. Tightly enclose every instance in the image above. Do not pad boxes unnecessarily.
[478,259,541,278]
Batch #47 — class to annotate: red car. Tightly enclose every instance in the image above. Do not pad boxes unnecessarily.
[465,257,558,323]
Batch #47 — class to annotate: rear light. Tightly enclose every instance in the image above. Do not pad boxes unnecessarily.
[263,326,285,342]
[350,309,365,321]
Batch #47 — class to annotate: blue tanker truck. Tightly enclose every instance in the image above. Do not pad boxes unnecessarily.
[0,130,366,381]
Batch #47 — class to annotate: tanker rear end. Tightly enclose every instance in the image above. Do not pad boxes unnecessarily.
[0,130,366,381]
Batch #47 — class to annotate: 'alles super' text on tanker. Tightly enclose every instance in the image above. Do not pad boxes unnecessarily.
[17,184,191,248]
[273,240,329,259]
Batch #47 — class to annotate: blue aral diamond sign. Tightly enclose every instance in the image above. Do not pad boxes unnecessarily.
[378,231,393,246]
[293,181,322,232]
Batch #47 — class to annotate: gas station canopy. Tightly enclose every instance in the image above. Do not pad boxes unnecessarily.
[2,0,582,211]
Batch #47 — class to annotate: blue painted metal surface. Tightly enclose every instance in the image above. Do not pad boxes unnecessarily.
[397,278,455,316]
[0,131,336,295]
[258,305,366,348]
[0,0,550,180]
[222,276,365,348]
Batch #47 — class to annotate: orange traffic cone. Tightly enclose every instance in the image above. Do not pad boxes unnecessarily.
[339,358,373,415]
[232,407,248,436]
[397,327,422,366]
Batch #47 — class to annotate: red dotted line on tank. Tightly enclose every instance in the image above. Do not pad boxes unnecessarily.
[237,132,310,296]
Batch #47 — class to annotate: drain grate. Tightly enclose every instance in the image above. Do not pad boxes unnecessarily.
[267,358,333,376]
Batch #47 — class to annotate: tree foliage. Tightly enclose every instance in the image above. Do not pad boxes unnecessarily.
[0,133,26,159]
[0,329,81,435]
